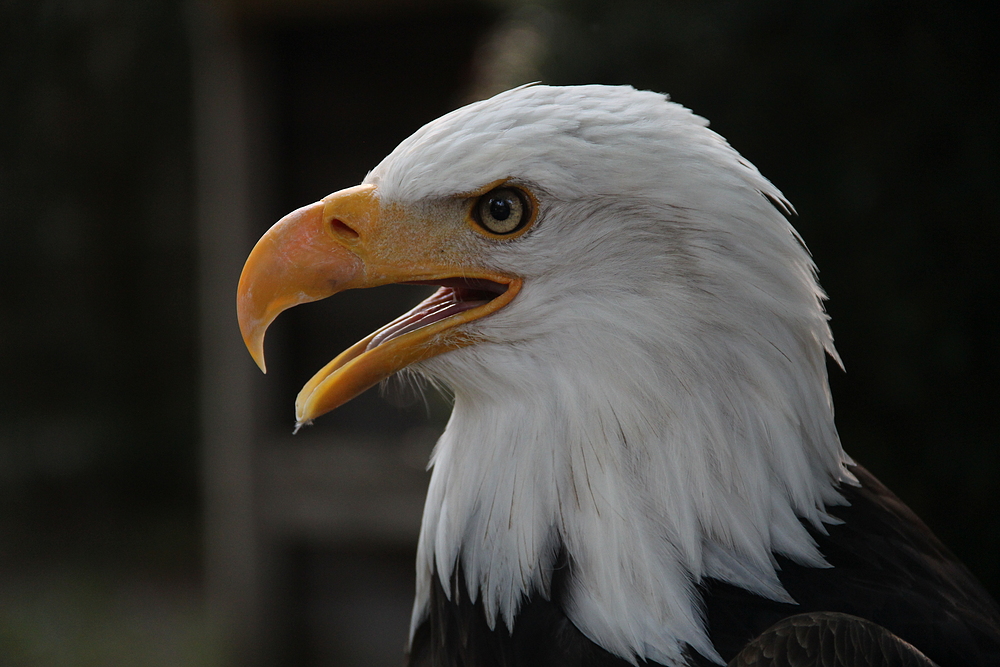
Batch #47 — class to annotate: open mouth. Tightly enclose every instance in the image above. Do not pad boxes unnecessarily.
[288,274,520,424]
[368,278,509,351]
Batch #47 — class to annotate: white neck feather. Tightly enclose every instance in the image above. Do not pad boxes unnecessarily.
[362,85,860,666]
[407,197,857,666]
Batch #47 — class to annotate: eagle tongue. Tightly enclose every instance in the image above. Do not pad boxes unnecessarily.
[367,287,488,351]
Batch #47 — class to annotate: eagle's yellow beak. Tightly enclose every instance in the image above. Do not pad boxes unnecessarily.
[237,184,520,426]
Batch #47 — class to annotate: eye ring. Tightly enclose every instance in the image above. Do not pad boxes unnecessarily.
[472,186,532,236]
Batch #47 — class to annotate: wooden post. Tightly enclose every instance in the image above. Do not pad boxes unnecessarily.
[190,2,267,663]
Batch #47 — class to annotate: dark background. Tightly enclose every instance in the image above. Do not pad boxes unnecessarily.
[1,0,997,664]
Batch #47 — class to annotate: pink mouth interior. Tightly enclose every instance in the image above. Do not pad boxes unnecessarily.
[366,278,507,350]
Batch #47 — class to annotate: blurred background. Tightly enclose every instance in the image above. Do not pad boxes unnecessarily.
[1,0,997,665]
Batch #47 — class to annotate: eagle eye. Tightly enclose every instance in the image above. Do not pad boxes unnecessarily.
[473,187,531,235]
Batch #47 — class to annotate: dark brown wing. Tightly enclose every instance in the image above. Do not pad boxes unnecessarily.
[699,465,1000,666]
[728,612,937,667]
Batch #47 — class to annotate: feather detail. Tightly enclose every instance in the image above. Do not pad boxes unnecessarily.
[363,86,855,663]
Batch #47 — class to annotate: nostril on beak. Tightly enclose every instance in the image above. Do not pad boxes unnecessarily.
[329,218,360,242]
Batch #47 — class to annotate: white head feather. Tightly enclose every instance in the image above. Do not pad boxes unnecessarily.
[365,84,857,666]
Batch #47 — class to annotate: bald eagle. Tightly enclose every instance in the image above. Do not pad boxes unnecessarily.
[237,85,1000,666]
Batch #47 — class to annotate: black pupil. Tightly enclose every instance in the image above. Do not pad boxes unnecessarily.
[489,197,512,221]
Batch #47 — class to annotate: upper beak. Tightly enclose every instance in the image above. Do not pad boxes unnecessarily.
[237,184,520,426]
[237,185,373,373]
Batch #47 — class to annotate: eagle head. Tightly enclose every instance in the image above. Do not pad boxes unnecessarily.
[237,84,856,665]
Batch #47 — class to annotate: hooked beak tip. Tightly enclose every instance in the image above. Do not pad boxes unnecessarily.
[251,347,267,374]
[237,291,271,374]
